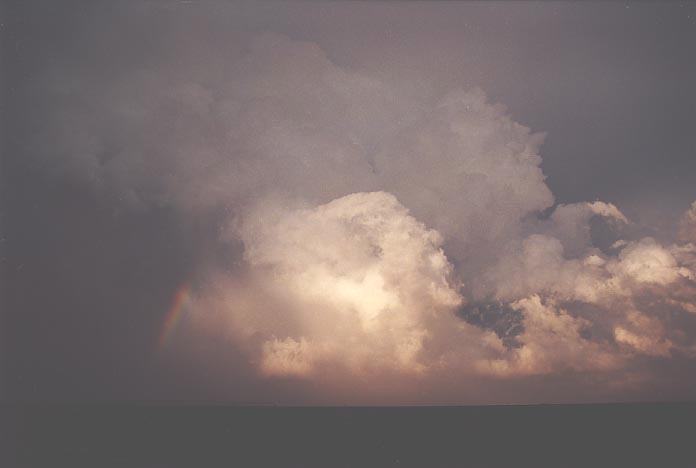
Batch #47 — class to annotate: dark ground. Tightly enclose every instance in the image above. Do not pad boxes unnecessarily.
[3,402,694,468]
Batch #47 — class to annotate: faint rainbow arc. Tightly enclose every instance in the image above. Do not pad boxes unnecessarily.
[158,282,192,349]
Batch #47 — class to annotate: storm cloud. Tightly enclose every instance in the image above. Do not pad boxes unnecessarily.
[4,1,696,404]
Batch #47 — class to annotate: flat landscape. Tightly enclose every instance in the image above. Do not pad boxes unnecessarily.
[6,402,695,468]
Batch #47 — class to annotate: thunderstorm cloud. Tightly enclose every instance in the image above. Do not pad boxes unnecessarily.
[6,1,696,404]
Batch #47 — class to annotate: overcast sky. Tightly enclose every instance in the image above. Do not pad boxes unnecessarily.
[3,1,696,404]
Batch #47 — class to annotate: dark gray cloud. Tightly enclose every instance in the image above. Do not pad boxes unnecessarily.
[458,302,525,349]
[3,1,696,404]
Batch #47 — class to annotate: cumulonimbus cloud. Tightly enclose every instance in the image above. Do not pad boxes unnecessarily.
[28,32,696,399]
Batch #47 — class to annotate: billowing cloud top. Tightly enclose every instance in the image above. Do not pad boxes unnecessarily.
[21,30,696,404]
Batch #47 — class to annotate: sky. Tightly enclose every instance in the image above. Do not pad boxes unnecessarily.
[3,1,696,405]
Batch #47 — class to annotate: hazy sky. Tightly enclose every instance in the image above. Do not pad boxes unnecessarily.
[3,1,696,404]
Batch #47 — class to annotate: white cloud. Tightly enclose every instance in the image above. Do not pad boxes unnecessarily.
[609,238,686,286]
[227,192,462,377]
[476,295,620,376]
[28,31,696,397]
[374,87,554,278]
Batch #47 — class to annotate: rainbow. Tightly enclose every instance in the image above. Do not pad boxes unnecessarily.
[158,282,192,349]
